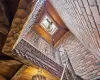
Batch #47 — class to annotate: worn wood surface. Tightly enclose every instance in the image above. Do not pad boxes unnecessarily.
[0,60,22,79]
[11,65,28,80]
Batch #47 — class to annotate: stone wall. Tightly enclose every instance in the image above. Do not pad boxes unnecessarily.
[58,32,100,80]
[50,0,100,61]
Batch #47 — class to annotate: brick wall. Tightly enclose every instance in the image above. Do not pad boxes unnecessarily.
[50,0,100,61]
[58,32,100,80]
[23,30,56,61]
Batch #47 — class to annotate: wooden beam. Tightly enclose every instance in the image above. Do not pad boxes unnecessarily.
[0,53,14,60]
[0,55,13,60]
[0,75,6,80]
[11,65,28,80]
[0,60,22,65]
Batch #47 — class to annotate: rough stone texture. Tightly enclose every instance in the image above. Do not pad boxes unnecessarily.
[16,9,28,18]
[58,32,100,80]
[50,0,100,62]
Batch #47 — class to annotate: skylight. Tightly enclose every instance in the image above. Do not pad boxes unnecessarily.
[40,15,58,35]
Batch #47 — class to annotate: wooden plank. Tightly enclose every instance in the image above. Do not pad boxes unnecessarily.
[0,60,22,79]
[11,65,28,80]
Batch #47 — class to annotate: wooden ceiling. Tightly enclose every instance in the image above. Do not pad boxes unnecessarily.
[33,1,68,47]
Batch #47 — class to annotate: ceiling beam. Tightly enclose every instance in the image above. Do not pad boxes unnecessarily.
[0,53,14,60]
[11,65,28,80]
[0,55,13,60]
[0,60,22,65]
[0,75,6,80]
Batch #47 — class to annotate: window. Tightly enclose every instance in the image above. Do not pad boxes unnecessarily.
[40,15,58,35]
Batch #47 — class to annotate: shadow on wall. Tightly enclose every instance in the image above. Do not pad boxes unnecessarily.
[76,75,84,80]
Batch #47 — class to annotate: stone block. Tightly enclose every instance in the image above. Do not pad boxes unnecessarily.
[16,9,27,18]
[13,17,22,24]
[19,0,28,9]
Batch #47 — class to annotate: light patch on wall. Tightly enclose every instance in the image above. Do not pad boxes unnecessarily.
[40,15,58,35]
